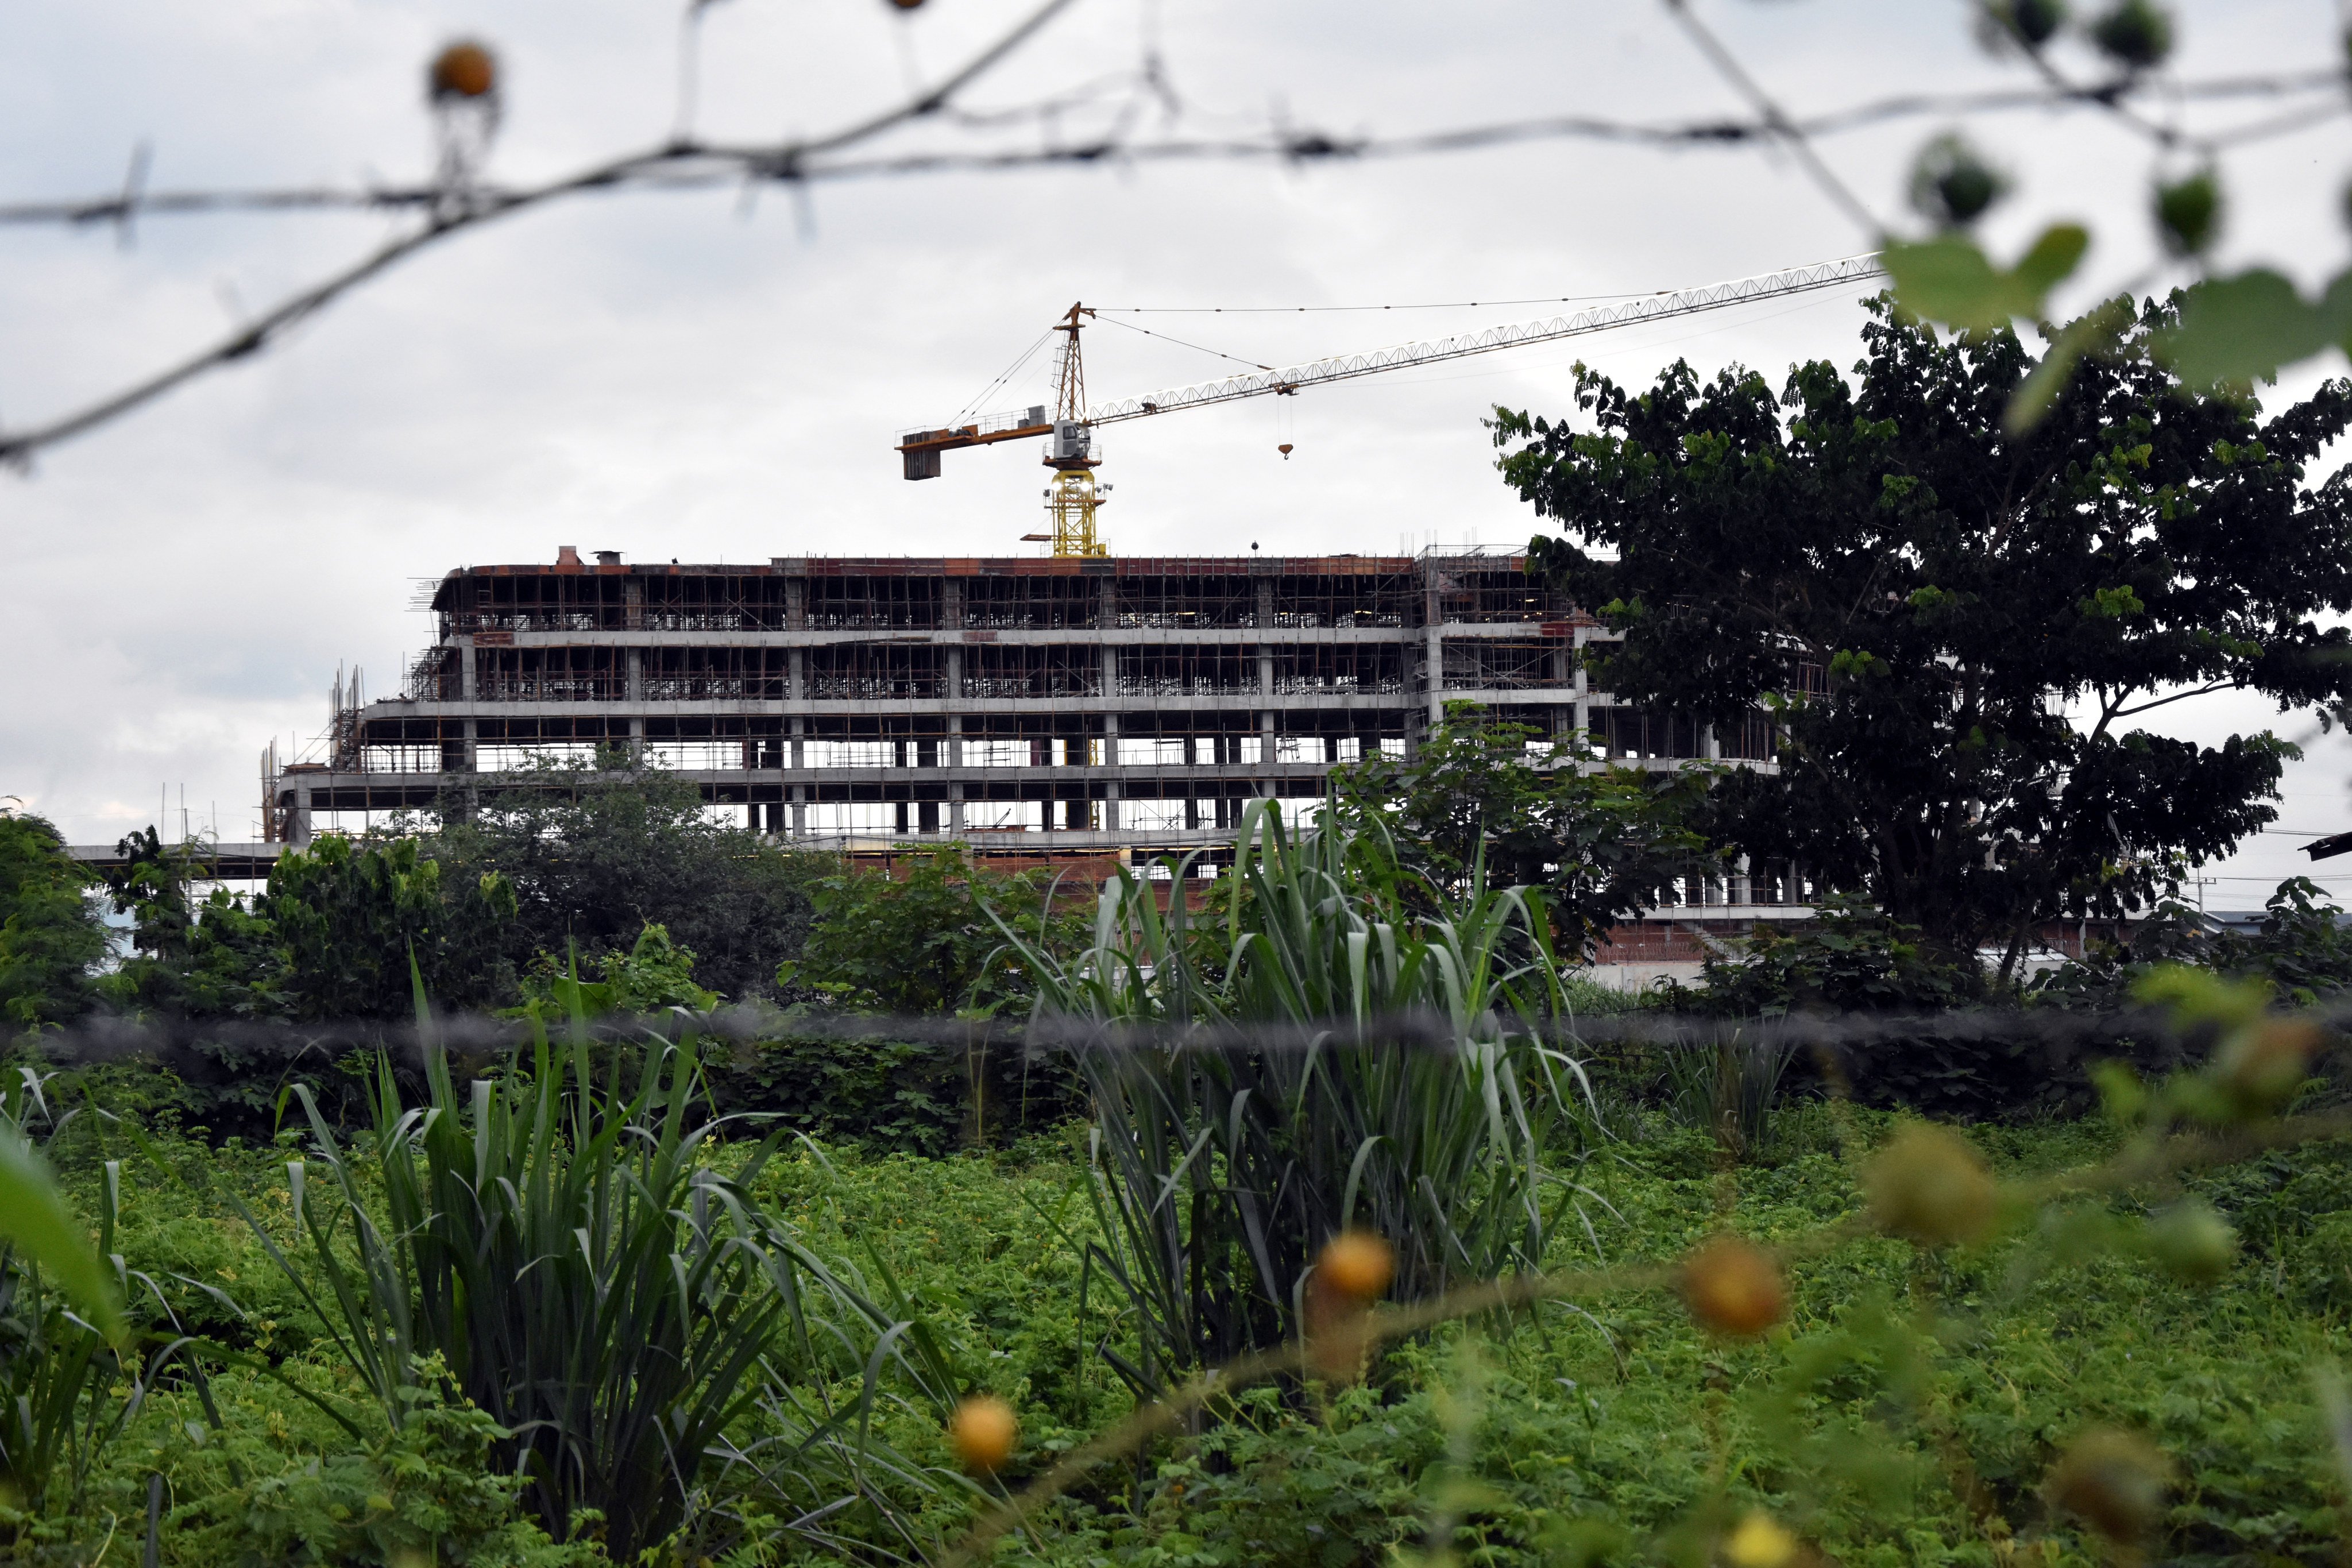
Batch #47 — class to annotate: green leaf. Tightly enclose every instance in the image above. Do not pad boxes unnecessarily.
[2014,224,2092,294]
[2003,299,2132,434]
[1884,224,2089,333]
[0,1130,125,1343]
[2157,270,2335,389]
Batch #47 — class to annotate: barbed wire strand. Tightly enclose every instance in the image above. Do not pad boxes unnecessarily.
[0,18,2337,465]
[14,69,2330,232]
[1658,0,1882,239]
[19,995,2314,1069]
[0,0,1083,468]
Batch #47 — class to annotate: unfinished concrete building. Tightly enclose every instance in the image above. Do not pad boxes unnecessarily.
[267,547,1780,882]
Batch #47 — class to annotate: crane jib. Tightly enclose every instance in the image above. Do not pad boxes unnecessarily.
[892,252,1884,479]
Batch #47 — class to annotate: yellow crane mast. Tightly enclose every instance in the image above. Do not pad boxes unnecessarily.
[1040,303,1107,558]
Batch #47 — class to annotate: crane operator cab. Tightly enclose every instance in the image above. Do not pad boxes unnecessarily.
[1049,419,1092,466]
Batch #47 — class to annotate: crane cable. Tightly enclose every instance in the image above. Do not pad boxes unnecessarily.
[1096,289,1675,315]
[953,325,1057,425]
[1090,311,1274,373]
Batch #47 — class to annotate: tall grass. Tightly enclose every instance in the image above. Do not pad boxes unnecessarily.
[206,1005,963,1562]
[1,1078,214,1532]
[1660,1034,1799,1160]
[995,801,1602,1392]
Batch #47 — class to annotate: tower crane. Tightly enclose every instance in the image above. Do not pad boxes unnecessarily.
[893,253,1884,556]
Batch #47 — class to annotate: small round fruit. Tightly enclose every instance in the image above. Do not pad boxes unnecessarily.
[430,41,497,101]
[2090,0,2173,68]
[2145,1200,2237,1285]
[1681,1235,1787,1337]
[1909,134,2006,229]
[2046,1428,2173,1543]
[2217,1017,2316,1113]
[2001,0,2067,45]
[1724,1510,1798,1568]
[949,1395,1018,1474]
[1866,1125,1997,1248]
[2152,170,2222,258]
[1318,1231,1395,1302]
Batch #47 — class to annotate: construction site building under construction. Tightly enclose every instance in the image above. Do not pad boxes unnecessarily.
[272,546,1781,861]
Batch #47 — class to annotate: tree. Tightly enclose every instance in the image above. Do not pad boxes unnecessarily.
[1322,704,1718,957]
[263,836,517,1020]
[420,754,824,1002]
[0,810,108,1029]
[782,846,1079,1017]
[1493,296,2352,976]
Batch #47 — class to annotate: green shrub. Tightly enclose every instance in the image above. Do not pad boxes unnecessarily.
[0,812,108,1030]
[168,1368,594,1568]
[192,1013,961,1562]
[1001,802,1600,1389]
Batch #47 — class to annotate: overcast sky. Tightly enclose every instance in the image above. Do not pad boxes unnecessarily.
[2,0,2347,910]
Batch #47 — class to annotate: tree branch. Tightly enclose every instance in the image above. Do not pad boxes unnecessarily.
[0,0,1082,466]
[2111,679,2242,719]
[1657,0,1882,238]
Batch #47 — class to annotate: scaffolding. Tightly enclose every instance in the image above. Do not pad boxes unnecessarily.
[271,546,1789,875]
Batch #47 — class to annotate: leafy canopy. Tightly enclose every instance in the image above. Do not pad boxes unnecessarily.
[782,845,1080,1016]
[1493,297,2352,972]
[422,753,823,1002]
[1322,704,1717,956]
[0,811,107,1030]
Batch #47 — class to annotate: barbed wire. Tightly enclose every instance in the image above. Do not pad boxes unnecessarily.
[0,0,2339,468]
[14,996,2284,1073]
[7,69,2332,233]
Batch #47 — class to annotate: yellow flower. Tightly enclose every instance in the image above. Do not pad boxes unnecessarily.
[1725,1511,1798,1568]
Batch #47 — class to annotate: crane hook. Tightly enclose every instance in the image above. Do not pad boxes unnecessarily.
[1277,443,1293,459]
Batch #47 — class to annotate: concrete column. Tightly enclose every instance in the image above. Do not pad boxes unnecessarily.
[624,647,645,762]
[457,634,478,701]
[1552,636,1574,747]
[943,578,962,631]
[289,789,315,845]
[1733,854,1752,907]
[1572,627,1592,751]
[945,646,962,702]
[1103,712,1119,830]
[789,647,805,702]
[784,577,806,631]
[790,700,808,837]
[1259,709,1276,798]
[461,717,477,773]
[1702,723,1721,762]
[1424,621,1444,727]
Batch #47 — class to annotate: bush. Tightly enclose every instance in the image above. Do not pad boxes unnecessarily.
[168,1370,595,1568]
[0,812,107,1030]
[1002,803,1599,1387]
[422,756,825,1003]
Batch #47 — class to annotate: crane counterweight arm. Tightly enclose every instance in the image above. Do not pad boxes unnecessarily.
[893,253,1883,479]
